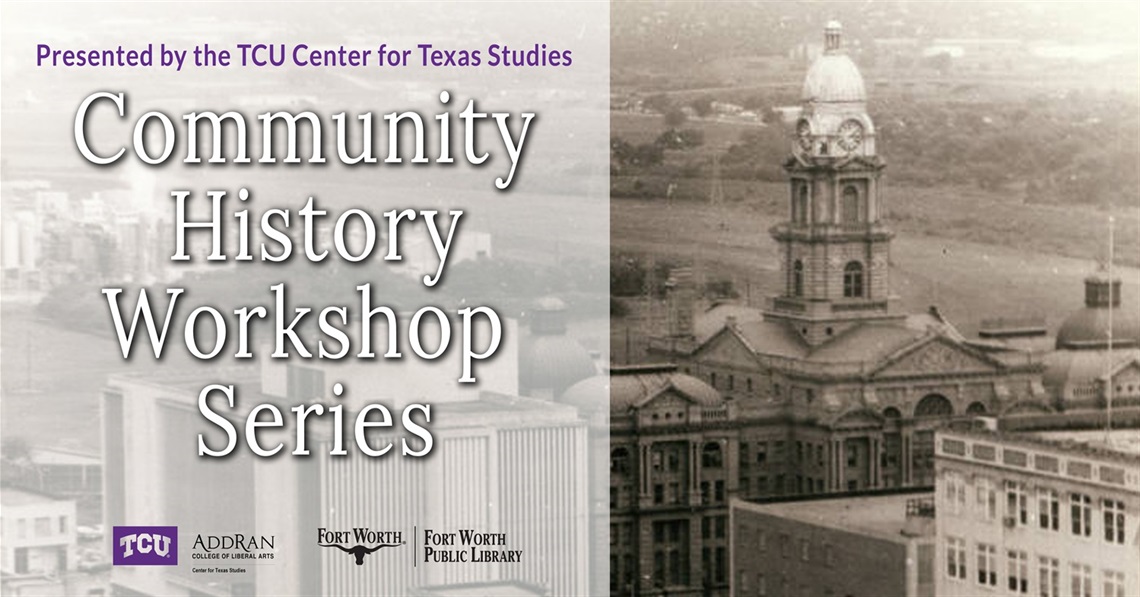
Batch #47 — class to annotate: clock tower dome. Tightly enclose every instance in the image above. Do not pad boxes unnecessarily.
[766,21,900,346]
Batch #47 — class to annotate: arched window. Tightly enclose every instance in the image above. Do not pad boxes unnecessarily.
[883,406,902,419]
[966,402,987,415]
[610,447,630,475]
[792,260,804,297]
[841,185,860,223]
[914,394,954,417]
[843,261,864,298]
[796,185,809,223]
[701,442,723,468]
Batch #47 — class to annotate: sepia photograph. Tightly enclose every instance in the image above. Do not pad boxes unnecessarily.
[607,2,1138,596]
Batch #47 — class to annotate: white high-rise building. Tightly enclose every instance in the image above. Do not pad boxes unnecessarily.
[103,316,591,596]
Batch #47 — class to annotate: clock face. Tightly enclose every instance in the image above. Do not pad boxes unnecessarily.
[837,120,864,153]
[796,120,812,151]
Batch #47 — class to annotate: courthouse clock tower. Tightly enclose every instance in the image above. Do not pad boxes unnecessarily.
[766,21,902,346]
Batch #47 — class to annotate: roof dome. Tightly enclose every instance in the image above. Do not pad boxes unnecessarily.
[1055,272,1140,350]
[1055,308,1140,350]
[561,366,724,413]
[1043,348,1140,401]
[801,22,866,104]
[519,335,597,397]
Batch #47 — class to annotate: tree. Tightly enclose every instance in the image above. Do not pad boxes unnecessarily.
[655,129,705,151]
[642,93,672,114]
[691,96,713,117]
[664,108,688,129]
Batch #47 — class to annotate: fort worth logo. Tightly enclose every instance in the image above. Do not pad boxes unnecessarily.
[318,527,404,566]
[113,526,178,566]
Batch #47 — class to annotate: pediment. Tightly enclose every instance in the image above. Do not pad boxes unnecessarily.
[829,407,884,429]
[642,389,690,410]
[1108,358,1140,381]
[871,336,1003,379]
[695,327,760,367]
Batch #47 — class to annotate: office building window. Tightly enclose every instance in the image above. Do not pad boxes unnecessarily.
[1071,493,1092,537]
[946,537,967,580]
[1103,499,1125,544]
[1038,488,1059,531]
[287,364,325,400]
[34,517,50,537]
[945,470,966,515]
[1038,557,1059,597]
[1006,550,1028,594]
[1005,481,1028,525]
[975,476,997,521]
[1103,569,1125,597]
[1070,563,1092,597]
[976,543,997,587]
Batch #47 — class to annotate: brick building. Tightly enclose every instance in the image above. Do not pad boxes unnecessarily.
[729,488,937,597]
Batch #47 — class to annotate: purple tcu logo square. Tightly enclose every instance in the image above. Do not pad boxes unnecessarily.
[113,526,178,565]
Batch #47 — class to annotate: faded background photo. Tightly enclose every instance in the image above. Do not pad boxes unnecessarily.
[1,2,609,596]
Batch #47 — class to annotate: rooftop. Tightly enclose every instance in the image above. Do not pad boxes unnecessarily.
[562,364,724,412]
[735,488,934,543]
[28,447,101,466]
[941,426,1140,467]
[1032,429,1140,458]
[1,486,68,508]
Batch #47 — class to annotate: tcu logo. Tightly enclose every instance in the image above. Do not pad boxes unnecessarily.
[112,526,178,566]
